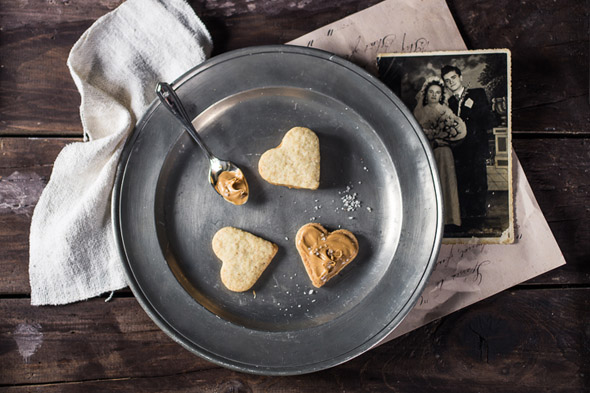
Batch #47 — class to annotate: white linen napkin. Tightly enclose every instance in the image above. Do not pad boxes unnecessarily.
[29,0,212,305]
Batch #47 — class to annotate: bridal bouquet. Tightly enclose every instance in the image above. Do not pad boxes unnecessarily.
[434,112,462,140]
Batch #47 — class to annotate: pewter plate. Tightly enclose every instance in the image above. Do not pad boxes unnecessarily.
[113,45,442,375]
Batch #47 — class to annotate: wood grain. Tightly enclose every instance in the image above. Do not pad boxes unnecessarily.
[448,0,589,133]
[0,297,211,386]
[0,0,382,136]
[0,1,587,390]
[0,138,76,294]
[0,16,88,135]
[1,0,587,136]
[1,288,587,391]
[1,137,588,295]
[513,138,590,284]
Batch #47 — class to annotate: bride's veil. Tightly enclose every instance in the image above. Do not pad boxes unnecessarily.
[414,76,447,109]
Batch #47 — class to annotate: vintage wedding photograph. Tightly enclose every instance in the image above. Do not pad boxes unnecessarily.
[377,49,513,243]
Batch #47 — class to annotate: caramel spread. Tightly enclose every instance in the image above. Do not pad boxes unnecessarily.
[215,169,249,205]
[295,223,359,287]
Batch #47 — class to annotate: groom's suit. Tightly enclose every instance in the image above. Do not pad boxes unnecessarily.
[448,88,494,219]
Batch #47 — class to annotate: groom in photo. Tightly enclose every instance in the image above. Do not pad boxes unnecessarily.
[441,64,495,229]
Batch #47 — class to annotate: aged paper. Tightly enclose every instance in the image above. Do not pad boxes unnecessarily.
[383,152,566,342]
[288,0,565,341]
[288,0,466,74]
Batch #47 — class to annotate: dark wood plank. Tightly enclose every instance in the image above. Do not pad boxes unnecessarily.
[0,13,91,135]
[192,0,384,53]
[447,0,589,133]
[0,0,587,391]
[0,138,77,294]
[0,0,382,136]
[0,0,121,30]
[1,136,588,295]
[1,0,587,136]
[1,288,587,391]
[0,297,212,386]
[0,0,127,134]
[513,138,590,284]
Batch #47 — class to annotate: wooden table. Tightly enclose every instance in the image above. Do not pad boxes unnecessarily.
[1,1,588,391]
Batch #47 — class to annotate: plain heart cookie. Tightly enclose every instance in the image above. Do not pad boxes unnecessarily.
[258,126,320,189]
[295,223,359,288]
[212,227,278,292]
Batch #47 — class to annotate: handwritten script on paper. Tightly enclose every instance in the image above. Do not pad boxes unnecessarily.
[304,31,430,70]
[288,0,465,74]
[288,0,566,341]
[387,153,566,340]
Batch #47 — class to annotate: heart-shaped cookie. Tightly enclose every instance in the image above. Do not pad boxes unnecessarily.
[212,227,278,292]
[258,126,320,189]
[295,223,359,288]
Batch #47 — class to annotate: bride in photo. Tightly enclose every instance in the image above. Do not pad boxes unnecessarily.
[413,77,466,228]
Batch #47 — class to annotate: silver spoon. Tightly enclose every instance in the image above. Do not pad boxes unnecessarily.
[155,82,249,205]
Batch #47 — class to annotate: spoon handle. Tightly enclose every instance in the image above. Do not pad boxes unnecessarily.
[155,82,214,160]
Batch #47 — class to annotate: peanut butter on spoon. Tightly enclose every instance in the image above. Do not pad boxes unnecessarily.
[155,82,249,206]
[214,169,249,205]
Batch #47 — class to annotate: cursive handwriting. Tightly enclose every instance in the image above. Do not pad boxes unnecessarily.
[437,245,455,267]
[401,33,429,52]
[437,243,486,268]
[433,260,492,291]
[457,244,486,259]
[343,32,429,62]
[451,260,491,285]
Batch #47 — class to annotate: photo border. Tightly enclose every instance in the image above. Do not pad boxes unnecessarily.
[376,49,513,244]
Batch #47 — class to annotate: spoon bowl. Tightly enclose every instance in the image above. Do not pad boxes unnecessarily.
[155,82,249,205]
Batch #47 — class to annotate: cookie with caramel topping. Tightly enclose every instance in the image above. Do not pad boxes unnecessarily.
[295,223,359,288]
[258,126,320,189]
[212,227,278,292]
